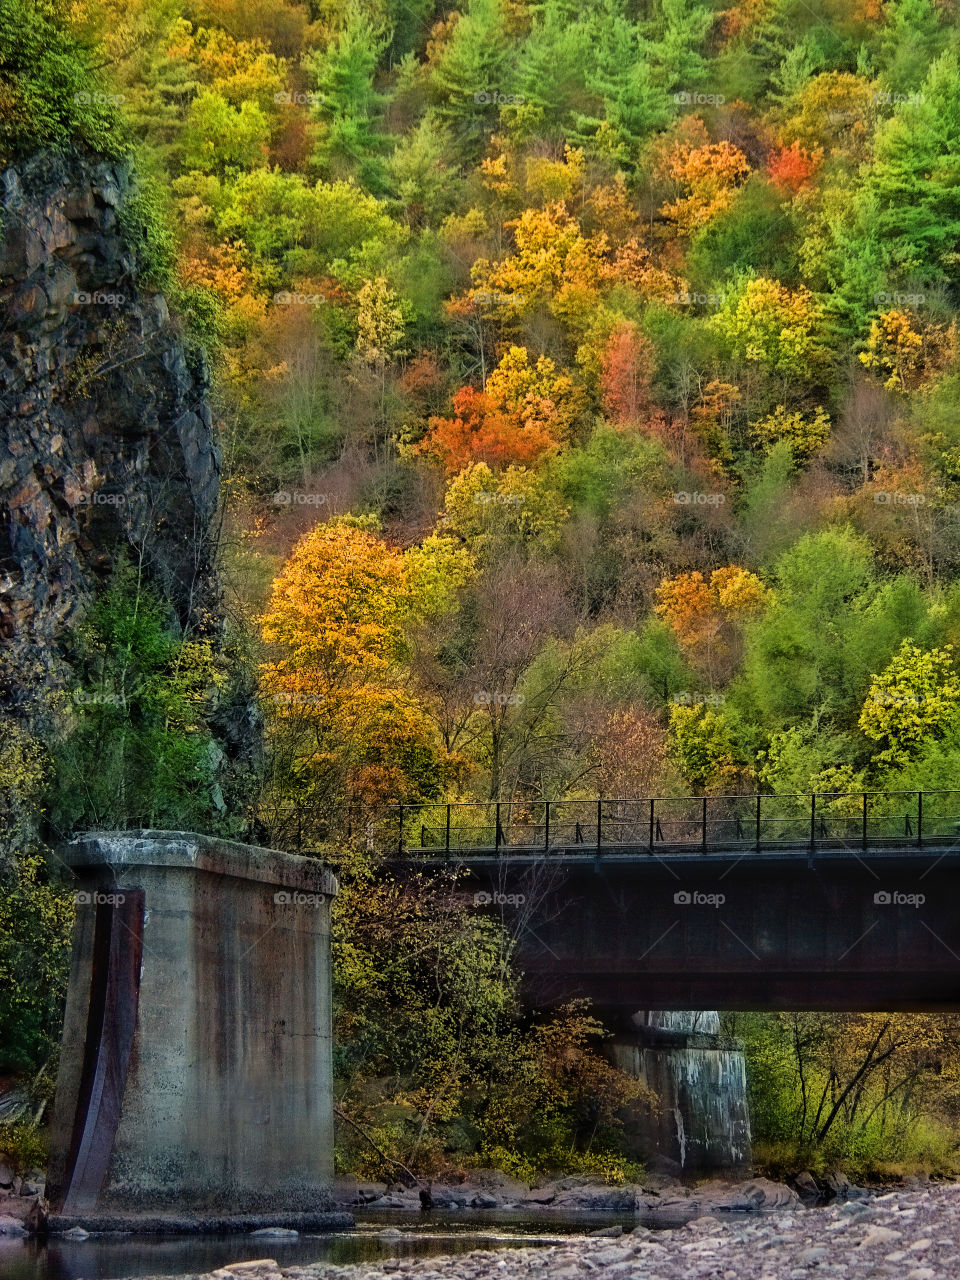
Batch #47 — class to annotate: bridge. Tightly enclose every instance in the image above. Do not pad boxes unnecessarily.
[377,791,960,1013]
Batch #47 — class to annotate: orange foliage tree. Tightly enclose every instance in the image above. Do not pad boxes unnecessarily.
[416,386,560,475]
[655,566,770,677]
[660,133,750,234]
[767,141,821,195]
[417,347,584,474]
[260,522,445,812]
[599,321,654,425]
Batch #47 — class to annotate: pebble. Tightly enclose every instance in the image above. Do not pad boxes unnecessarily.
[128,1185,960,1280]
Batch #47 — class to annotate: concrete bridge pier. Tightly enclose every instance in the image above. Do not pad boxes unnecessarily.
[46,831,339,1219]
[605,1011,752,1176]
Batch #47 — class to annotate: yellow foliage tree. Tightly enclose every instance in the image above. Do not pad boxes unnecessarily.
[660,138,751,234]
[485,346,586,443]
[858,642,960,768]
[750,404,831,461]
[859,309,951,392]
[261,522,448,810]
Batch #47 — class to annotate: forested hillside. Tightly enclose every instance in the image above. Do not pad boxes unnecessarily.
[5,0,960,1185]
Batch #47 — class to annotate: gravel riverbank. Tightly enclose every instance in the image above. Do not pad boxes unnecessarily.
[173,1185,960,1280]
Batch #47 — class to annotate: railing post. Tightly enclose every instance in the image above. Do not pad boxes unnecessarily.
[755,793,761,852]
[495,801,501,853]
[810,793,816,853]
[398,803,404,856]
[596,799,603,854]
[649,798,655,852]
[544,801,550,852]
[862,792,868,851]
[917,791,923,848]
[702,796,707,853]
[445,803,451,858]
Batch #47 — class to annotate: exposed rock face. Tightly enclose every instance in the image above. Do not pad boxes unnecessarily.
[0,150,220,700]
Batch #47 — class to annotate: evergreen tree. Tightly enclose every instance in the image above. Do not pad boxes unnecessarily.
[306,1,394,191]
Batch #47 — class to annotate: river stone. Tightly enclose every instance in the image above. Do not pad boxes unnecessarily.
[859,1226,902,1247]
[686,1215,724,1233]
[793,1172,821,1204]
[798,1245,829,1263]
[211,1262,282,1280]
[0,1215,27,1237]
[250,1228,299,1239]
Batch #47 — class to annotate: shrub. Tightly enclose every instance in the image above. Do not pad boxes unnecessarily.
[0,0,127,164]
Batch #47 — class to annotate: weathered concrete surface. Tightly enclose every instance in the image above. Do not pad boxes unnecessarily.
[47,832,339,1216]
[607,1012,752,1175]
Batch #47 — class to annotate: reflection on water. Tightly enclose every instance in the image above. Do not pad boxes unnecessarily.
[0,1211,643,1280]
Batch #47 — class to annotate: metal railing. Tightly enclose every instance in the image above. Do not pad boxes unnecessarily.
[385,791,960,858]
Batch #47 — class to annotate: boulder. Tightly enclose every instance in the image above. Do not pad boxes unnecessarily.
[792,1171,822,1205]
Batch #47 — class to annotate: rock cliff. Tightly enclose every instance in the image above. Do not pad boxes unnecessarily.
[0,149,260,828]
[0,150,220,698]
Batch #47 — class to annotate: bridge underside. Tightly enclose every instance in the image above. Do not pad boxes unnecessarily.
[398,845,960,1013]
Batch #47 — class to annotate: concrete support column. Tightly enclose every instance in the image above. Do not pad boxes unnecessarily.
[606,1011,752,1176]
[46,831,339,1217]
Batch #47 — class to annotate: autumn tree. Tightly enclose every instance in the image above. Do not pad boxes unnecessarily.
[655,566,770,680]
[667,703,738,792]
[859,641,960,769]
[750,404,831,463]
[416,386,559,474]
[710,275,829,380]
[767,141,821,195]
[260,521,446,821]
[859,309,951,392]
[660,135,751,234]
[599,321,654,425]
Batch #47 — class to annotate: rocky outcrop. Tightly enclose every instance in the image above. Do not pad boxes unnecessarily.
[0,150,220,702]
